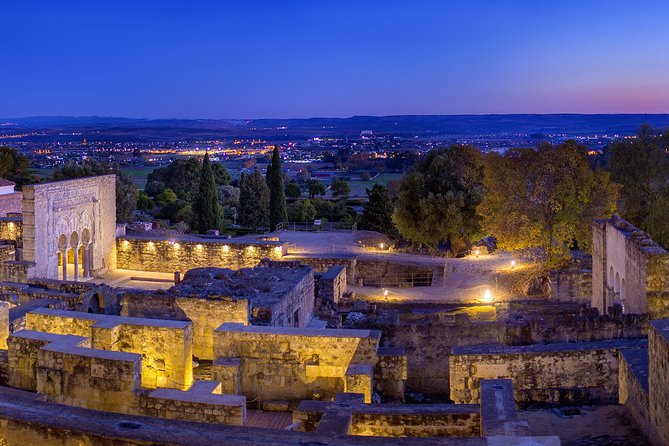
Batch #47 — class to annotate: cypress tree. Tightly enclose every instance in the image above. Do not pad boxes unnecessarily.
[193,153,222,233]
[268,146,288,230]
[239,170,270,230]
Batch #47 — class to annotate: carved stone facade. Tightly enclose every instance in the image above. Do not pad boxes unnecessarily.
[21,176,116,280]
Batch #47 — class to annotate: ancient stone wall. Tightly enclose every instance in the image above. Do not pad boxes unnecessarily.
[116,237,285,273]
[0,261,33,283]
[122,291,248,360]
[294,395,481,437]
[649,320,669,446]
[21,176,117,280]
[316,265,347,305]
[618,349,650,440]
[260,268,314,328]
[592,216,669,315]
[0,302,8,349]
[286,254,357,283]
[0,218,22,244]
[25,309,193,390]
[550,269,592,304]
[7,329,246,427]
[213,323,382,402]
[449,338,646,405]
[383,313,502,395]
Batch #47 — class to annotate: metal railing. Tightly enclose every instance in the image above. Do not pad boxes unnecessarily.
[361,272,433,288]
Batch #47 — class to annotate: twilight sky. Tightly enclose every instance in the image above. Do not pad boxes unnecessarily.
[2,0,669,119]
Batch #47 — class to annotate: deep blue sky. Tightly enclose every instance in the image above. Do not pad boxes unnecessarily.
[3,0,669,119]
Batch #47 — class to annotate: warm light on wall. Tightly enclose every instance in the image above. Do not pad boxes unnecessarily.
[122,240,129,248]
[196,244,203,251]
[274,246,282,254]
[481,289,493,303]
[247,246,255,252]
[8,222,14,229]
[173,243,180,249]
[148,241,155,249]
[222,245,230,252]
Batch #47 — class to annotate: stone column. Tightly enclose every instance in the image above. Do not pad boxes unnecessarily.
[82,244,90,278]
[61,249,68,281]
[73,245,79,281]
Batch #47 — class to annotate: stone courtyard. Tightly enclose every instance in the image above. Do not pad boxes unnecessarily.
[0,175,668,445]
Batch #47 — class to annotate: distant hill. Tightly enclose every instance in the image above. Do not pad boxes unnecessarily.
[2,114,669,140]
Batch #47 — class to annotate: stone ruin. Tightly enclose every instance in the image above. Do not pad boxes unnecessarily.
[0,177,667,445]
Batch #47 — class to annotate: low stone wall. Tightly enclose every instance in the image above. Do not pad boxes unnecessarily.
[141,381,245,425]
[26,309,193,390]
[7,330,246,427]
[0,385,494,446]
[0,218,22,244]
[122,291,248,361]
[0,279,119,314]
[214,323,383,402]
[618,349,650,440]
[0,245,15,263]
[0,261,33,283]
[116,236,285,273]
[286,254,357,283]
[550,269,592,303]
[449,338,646,405]
[295,393,480,437]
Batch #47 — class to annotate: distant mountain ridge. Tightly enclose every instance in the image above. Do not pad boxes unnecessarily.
[3,114,669,139]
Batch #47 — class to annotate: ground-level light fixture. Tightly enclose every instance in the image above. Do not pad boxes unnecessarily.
[481,288,493,303]
[511,260,516,268]
[475,249,480,258]
[383,288,388,297]
[379,243,385,250]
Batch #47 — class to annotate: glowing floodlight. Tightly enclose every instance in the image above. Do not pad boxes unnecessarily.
[475,249,480,258]
[383,289,388,297]
[511,260,516,268]
[379,243,385,250]
[222,245,230,252]
[481,289,493,303]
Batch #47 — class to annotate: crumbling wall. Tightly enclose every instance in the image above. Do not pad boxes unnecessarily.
[550,269,592,303]
[649,320,669,446]
[0,218,22,243]
[116,238,284,273]
[592,217,669,315]
[260,269,314,328]
[26,309,193,390]
[121,291,248,361]
[618,349,650,440]
[382,312,502,395]
[286,255,357,283]
[213,323,382,402]
[449,338,646,405]
[7,330,245,426]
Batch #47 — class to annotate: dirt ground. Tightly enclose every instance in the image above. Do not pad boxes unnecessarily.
[521,405,648,446]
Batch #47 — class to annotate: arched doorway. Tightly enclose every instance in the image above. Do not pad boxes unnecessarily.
[87,293,103,314]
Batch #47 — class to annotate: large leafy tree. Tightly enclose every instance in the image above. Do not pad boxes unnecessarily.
[0,146,36,188]
[478,141,619,267]
[267,146,287,230]
[359,184,399,239]
[51,160,137,223]
[306,179,326,199]
[330,178,350,198]
[239,171,269,229]
[146,158,230,201]
[192,153,222,233]
[608,125,669,247]
[393,145,485,249]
